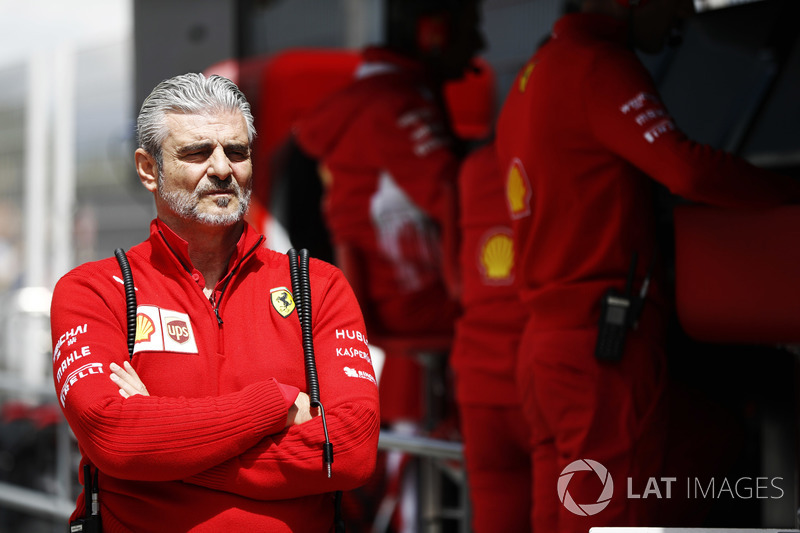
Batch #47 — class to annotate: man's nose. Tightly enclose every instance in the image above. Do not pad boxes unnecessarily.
[208,147,232,180]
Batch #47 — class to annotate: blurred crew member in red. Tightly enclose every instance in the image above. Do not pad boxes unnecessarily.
[293,0,486,425]
[450,142,531,532]
[495,0,800,530]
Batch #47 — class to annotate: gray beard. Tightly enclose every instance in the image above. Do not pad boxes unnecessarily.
[157,174,252,226]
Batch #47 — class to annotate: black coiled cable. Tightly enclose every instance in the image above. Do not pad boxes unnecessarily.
[298,249,320,403]
[287,248,334,477]
[288,248,343,531]
[114,248,137,360]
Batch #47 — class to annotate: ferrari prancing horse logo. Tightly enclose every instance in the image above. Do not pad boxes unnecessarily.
[270,287,296,318]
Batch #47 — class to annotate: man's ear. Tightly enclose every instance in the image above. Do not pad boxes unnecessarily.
[135,148,159,193]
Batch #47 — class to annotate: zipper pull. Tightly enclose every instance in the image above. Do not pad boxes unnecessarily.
[209,292,223,325]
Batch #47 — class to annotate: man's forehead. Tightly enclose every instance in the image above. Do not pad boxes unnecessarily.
[164,110,247,128]
[163,111,249,144]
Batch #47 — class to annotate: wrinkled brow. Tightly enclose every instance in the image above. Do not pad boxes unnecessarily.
[176,141,250,155]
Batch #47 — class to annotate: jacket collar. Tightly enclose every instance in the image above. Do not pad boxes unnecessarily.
[151,218,263,278]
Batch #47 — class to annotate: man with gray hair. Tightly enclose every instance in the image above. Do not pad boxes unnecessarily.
[50,72,379,532]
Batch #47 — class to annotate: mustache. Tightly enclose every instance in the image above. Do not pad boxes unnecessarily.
[196,178,241,195]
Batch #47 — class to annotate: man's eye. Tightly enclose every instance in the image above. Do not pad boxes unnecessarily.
[227,151,250,161]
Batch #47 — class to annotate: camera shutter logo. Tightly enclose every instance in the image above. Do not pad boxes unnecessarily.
[558,459,614,516]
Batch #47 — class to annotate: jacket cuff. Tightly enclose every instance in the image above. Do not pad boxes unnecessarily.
[276,381,300,410]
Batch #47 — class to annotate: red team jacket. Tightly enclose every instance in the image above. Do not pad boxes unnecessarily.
[50,219,380,532]
[495,13,800,332]
[451,143,527,406]
[294,46,460,335]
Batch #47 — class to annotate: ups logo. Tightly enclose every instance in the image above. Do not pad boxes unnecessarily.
[166,319,190,344]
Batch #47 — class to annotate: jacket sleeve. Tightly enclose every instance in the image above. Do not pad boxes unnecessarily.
[585,48,800,208]
[184,266,381,499]
[50,264,291,482]
[373,90,463,225]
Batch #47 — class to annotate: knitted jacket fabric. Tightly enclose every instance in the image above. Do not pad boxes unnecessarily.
[51,219,380,532]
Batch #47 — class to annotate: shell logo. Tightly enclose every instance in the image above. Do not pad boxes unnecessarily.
[135,314,155,343]
[479,231,514,284]
[506,158,531,219]
[518,62,535,93]
[318,163,333,188]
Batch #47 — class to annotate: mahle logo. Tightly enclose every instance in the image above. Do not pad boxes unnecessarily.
[558,459,614,516]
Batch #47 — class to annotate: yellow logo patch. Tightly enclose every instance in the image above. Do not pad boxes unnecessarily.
[135,313,155,343]
[506,158,532,219]
[479,230,515,284]
[271,287,296,318]
[518,62,535,93]
[318,163,333,188]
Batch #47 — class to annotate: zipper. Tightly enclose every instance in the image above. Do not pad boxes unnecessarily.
[209,292,224,326]
[158,227,265,350]
[210,235,265,325]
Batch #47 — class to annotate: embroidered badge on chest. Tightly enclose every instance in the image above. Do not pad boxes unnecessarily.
[270,287,296,318]
[133,306,199,355]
